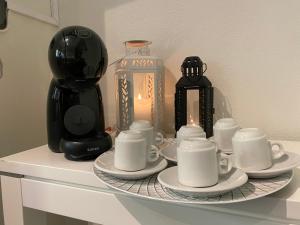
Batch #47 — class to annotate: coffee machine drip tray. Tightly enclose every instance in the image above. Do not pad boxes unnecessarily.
[60,132,112,161]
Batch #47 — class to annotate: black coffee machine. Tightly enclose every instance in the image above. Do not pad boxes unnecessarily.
[47,26,112,161]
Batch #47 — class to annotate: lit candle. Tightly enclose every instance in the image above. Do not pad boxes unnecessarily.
[134,93,151,121]
[188,114,198,127]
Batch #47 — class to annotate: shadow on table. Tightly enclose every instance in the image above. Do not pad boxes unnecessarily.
[113,168,300,225]
[115,194,290,225]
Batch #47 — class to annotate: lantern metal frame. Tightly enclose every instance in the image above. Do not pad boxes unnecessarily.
[115,40,164,132]
[175,56,214,137]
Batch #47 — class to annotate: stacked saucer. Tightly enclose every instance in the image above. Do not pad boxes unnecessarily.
[94,151,167,180]
[158,167,247,197]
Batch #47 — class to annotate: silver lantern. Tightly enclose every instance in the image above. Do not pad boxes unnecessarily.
[115,40,164,132]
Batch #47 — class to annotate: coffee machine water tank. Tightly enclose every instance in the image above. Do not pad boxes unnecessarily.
[47,26,112,160]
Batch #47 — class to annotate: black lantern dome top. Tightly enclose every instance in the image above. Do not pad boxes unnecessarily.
[48,26,108,82]
[181,56,207,81]
[177,56,211,88]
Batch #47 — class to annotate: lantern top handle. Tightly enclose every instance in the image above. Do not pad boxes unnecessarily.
[124,40,152,56]
[124,40,152,48]
[181,56,207,78]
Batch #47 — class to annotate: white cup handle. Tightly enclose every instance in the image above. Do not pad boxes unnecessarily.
[269,141,285,160]
[164,138,176,145]
[148,145,160,162]
[155,132,164,145]
[209,136,215,143]
[217,151,232,175]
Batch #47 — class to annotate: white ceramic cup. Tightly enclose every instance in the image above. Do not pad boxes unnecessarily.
[177,138,232,187]
[176,125,206,146]
[232,128,285,171]
[129,120,164,147]
[213,118,239,151]
[114,130,159,171]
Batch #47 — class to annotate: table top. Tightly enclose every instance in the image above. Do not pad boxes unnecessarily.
[0,145,104,187]
[1,141,300,221]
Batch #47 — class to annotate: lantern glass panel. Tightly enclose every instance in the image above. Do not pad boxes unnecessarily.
[186,89,200,125]
[133,72,154,121]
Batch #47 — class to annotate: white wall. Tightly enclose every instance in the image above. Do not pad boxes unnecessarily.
[0,9,86,225]
[60,0,300,140]
[0,11,56,154]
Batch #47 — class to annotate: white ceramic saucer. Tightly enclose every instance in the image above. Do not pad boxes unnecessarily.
[158,166,248,197]
[244,151,300,178]
[159,140,177,163]
[94,151,168,180]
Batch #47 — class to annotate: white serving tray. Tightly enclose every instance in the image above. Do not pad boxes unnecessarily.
[94,166,293,205]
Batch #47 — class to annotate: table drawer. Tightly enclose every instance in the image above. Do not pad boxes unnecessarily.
[21,178,141,225]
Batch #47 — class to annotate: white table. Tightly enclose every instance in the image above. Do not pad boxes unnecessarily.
[1,141,300,225]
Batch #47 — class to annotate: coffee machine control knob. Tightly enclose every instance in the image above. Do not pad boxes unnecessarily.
[64,105,96,136]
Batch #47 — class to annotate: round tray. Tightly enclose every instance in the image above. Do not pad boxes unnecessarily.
[94,167,293,205]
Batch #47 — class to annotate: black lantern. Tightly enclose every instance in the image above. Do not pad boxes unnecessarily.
[175,56,214,137]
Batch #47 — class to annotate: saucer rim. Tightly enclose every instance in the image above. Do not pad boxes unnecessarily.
[159,142,177,163]
[157,166,248,194]
[245,151,300,175]
[94,151,168,178]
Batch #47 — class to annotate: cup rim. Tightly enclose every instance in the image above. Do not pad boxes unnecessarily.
[177,145,216,152]
[130,126,153,131]
[116,130,145,142]
[177,129,205,137]
[232,128,266,141]
[214,118,238,128]
[115,138,145,143]
[178,124,204,131]
[129,120,153,131]
[213,125,239,130]
[178,139,216,152]
[129,120,153,128]
[177,132,206,137]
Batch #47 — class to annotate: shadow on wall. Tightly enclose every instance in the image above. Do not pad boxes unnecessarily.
[204,60,233,123]
[163,68,176,135]
[114,193,289,225]
[214,87,232,123]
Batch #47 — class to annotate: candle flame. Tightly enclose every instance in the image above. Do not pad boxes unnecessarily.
[189,114,196,126]
[189,114,194,123]
[138,93,142,100]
